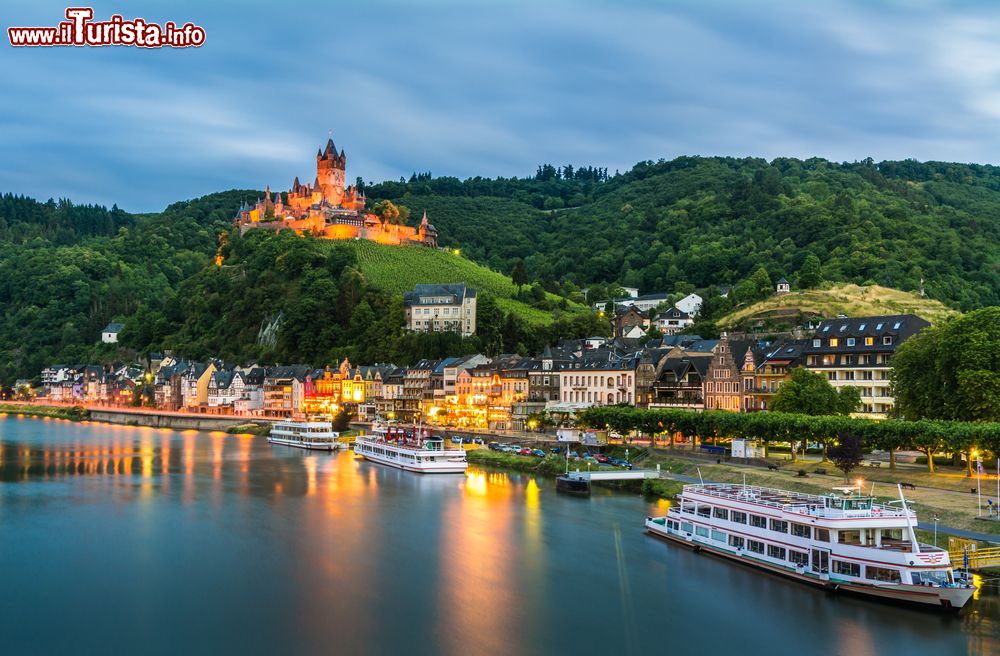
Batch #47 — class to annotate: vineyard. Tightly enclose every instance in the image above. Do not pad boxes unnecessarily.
[339,240,585,325]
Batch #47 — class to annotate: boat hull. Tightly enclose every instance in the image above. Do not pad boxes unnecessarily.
[556,475,591,495]
[645,519,974,610]
[267,437,343,451]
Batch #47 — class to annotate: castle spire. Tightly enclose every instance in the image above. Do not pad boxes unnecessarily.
[323,138,337,158]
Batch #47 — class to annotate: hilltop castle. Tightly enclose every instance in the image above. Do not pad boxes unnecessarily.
[235,137,437,247]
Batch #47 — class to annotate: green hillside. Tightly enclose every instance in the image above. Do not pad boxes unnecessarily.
[369,157,1000,312]
[719,283,958,329]
[341,240,583,325]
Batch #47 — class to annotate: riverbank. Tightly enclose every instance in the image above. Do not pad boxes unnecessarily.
[466,449,684,497]
[0,403,89,421]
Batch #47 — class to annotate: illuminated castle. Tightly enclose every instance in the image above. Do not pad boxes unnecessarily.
[235,137,437,247]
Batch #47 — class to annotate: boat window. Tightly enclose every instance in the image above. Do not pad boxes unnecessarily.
[749,515,767,529]
[769,519,788,533]
[712,507,729,520]
[728,535,745,549]
[789,550,809,566]
[747,540,765,554]
[730,511,747,524]
[814,528,830,542]
[695,526,709,538]
[880,528,903,542]
[767,545,786,560]
[791,523,810,538]
[911,571,948,586]
[831,560,861,577]
[838,530,861,544]
[866,566,902,583]
[680,522,693,533]
[711,530,726,542]
[696,505,711,518]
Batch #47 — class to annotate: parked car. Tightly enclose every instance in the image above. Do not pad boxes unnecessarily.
[488,442,502,451]
[550,447,560,454]
[569,451,579,459]
[532,449,545,457]
[594,454,610,464]
[519,447,533,456]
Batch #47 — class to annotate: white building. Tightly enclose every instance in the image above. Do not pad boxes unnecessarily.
[403,283,478,337]
[101,323,124,344]
[654,308,695,335]
[674,293,703,316]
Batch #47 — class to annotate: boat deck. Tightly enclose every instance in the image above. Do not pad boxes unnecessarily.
[684,483,915,519]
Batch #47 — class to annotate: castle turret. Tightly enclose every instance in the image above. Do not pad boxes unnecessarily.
[316,138,346,207]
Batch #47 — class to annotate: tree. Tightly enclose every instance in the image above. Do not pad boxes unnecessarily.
[511,259,529,288]
[892,308,1000,423]
[770,368,859,416]
[332,407,352,432]
[829,433,865,481]
[372,200,400,224]
[798,254,823,289]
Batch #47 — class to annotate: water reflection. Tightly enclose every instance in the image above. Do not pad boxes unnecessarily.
[0,415,996,655]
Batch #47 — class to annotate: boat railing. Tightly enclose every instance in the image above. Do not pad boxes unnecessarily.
[685,484,912,518]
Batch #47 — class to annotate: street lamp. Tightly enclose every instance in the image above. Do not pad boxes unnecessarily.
[932,515,940,547]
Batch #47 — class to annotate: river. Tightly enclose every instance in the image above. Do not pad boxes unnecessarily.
[0,416,996,655]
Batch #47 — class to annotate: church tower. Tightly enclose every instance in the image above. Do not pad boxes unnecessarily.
[316,138,346,206]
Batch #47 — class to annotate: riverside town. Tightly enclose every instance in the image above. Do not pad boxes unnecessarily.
[2,1,1000,654]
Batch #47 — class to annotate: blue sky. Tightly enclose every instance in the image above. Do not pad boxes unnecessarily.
[3,0,1000,211]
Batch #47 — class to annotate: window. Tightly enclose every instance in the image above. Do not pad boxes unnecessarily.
[812,339,821,348]
[893,321,902,330]
[883,336,893,345]
[847,338,855,347]
[789,551,809,567]
[832,560,861,577]
[864,337,874,346]
[858,323,866,331]
[876,323,884,330]
[747,540,765,554]
[712,507,729,520]
[791,523,810,538]
[711,530,726,542]
[730,511,747,524]
[680,522,693,533]
[750,514,767,529]
[697,505,711,518]
[767,545,786,560]
[829,338,839,347]
[769,519,789,533]
[728,535,745,549]
[867,566,902,583]
[814,528,830,542]
[695,526,709,538]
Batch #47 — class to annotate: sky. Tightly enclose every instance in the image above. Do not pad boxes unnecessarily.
[3,0,1000,211]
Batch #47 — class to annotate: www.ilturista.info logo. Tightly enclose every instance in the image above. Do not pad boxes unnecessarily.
[8,8,205,48]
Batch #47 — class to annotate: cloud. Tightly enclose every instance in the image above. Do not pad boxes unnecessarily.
[1,0,1000,210]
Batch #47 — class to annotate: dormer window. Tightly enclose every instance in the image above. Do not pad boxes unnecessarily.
[883,336,893,345]
[847,338,855,347]
[812,339,821,348]
[829,338,839,347]
[865,337,874,346]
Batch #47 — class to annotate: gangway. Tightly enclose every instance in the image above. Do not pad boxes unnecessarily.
[950,546,1000,570]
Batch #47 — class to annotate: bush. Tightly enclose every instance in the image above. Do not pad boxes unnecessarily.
[796,469,808,478]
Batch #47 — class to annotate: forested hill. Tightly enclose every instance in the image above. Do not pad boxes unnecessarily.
[2,155,1000,381]
[367,157,1000,311]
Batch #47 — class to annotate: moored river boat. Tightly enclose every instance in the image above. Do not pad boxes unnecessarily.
[646,482,975,609]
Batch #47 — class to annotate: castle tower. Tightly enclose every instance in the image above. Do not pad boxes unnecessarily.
[316,138,346,207]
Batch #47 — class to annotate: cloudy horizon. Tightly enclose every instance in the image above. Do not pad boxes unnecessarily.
[3,0,1000,211]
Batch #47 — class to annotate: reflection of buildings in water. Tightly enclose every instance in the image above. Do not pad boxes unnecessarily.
[434,466,524,656]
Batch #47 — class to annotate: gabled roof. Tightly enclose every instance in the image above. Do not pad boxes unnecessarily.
[102,322,124,333]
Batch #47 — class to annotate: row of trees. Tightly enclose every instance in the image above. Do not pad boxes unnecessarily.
[576,406,1000,475]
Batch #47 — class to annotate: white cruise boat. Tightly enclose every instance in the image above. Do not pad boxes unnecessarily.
[268,419,343,451]
[646,483,975,610]
[354,427,467,474]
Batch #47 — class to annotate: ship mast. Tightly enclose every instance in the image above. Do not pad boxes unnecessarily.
[896,483,921,554]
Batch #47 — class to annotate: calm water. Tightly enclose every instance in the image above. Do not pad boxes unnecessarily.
[0,416,996,655]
